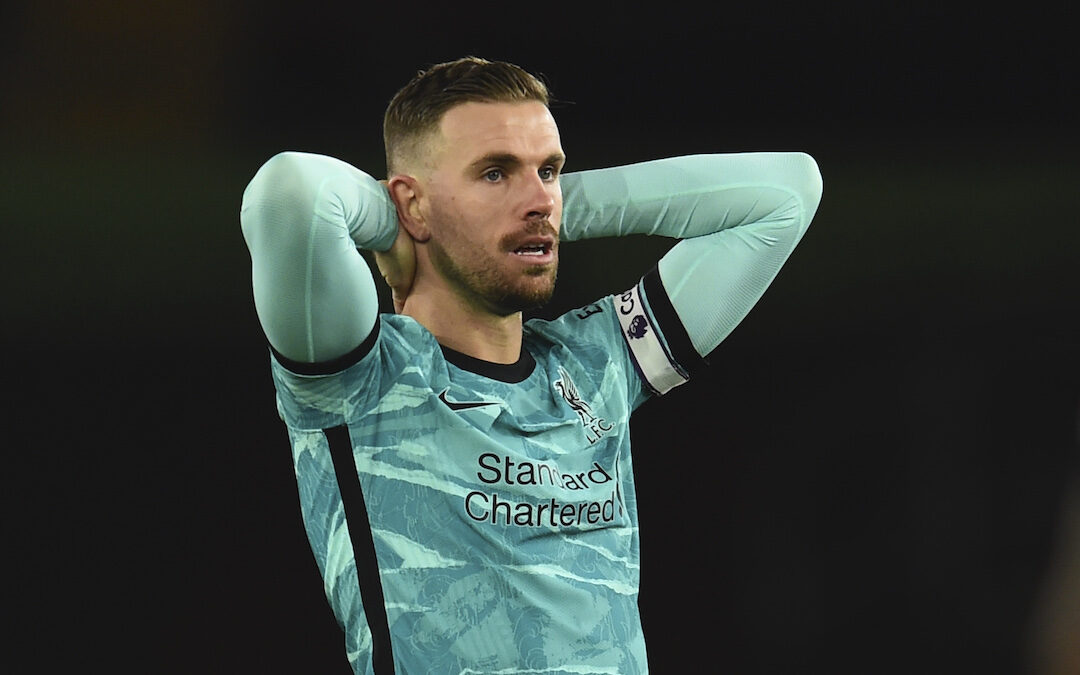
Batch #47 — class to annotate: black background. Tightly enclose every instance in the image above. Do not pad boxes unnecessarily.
[3,2,1078,673]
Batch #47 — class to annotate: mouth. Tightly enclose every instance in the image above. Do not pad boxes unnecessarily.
[509,236,556,262]
[511,243,552,257]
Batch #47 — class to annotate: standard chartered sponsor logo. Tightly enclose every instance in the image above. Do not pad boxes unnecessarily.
[464,452,623,527]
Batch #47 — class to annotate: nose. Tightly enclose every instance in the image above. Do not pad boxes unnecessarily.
[522,172,557,221]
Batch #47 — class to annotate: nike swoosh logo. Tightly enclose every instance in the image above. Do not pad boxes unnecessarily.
[438,388,500,411]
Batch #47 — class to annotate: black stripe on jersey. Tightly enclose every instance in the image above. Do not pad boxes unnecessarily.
[324,425,396,674]
[271,320,381,376]
[642,266,709,374]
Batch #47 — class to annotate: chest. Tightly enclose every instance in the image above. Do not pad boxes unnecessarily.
[349,357,634,532]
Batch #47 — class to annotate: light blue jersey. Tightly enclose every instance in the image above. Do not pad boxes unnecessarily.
[272,278,694,673]
[242,149,822,673]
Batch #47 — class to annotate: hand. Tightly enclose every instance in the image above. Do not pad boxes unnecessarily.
[374,223,416,314]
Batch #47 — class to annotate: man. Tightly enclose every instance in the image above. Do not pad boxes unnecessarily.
[241,57,822,674]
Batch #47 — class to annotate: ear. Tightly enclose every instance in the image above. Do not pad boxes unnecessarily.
[386,175,431,243]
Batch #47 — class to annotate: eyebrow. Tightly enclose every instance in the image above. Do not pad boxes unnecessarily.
[468,152,566,172]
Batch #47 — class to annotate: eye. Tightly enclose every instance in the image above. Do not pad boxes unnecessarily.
[483,168,503,182]
[538,166,557,181]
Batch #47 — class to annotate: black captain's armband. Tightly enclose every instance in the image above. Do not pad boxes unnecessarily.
[615,267,709,396]
[575,303,604,320]
[641,266,707,372]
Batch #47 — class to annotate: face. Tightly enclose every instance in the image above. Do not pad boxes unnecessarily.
[420,100,565,316]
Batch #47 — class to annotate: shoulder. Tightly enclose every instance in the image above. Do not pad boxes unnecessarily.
[529,272,703,398]
[269,312,437,378]
[270,313,444,428]
[526,294,658,411]
[525,296,621,351]
[357,313,444,383]
[377,312,440,355]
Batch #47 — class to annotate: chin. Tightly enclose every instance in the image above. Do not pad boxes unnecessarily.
[490,276,557,316]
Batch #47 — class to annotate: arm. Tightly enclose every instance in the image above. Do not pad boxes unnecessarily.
[240,152,399,365]
[561,152,822,359]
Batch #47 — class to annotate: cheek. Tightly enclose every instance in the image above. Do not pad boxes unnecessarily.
[425,190,456,221]
[427,195,466,238]
[428,197,487,251]
[432,187,486,223]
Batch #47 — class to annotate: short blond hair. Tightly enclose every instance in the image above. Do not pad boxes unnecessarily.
[383,57,551,174]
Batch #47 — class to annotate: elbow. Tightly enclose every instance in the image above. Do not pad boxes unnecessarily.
[795,152,823,219]
[778,152,822,239]
[239,152,309,237]
[260,150,306,176]
[243,152,305,205]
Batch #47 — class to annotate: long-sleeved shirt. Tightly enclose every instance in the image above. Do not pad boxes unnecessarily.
[241,151,822,674]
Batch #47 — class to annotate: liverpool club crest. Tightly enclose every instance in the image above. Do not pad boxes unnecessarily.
[553,366,613,444]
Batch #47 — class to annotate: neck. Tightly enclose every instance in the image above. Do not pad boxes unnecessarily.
[401,282,524,365]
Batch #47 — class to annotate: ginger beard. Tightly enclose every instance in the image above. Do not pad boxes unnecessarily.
[425,212,560,317]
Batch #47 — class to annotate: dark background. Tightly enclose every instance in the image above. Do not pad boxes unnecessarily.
[3,2,1078,673]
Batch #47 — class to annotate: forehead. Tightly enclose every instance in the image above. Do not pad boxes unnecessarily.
[435,101,562,164]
